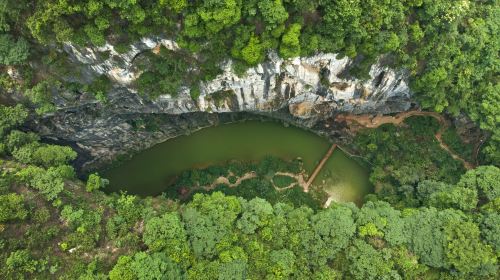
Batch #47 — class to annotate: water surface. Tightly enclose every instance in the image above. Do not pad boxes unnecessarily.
[103,121,372,204]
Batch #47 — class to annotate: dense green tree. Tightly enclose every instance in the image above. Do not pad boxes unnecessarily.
[32,145,77,168]
[4,130,39,153]
[160,0,188,13]
[16,165,74,200]
[0,193,27,222]
[443,217,497,276]
[356,201,406,246]
[109,256,135,280]
[24,81,57,114]
[5,250,38,276]
[403,207,449,268]
[279,23,301,58]
[302,205,356,267]
[0,34,29,65]
[240,35,265,65]
[458,166,500,203]
[130,252,183,280]
[187,0,242,35]
[346,239,396,280]
[417,180,478,211]
[0,104,28,137]
[390,246,429,279]
[85,173,109,192]
[480,212,500,255]
[267,249,296,278]
[12,143,77,168]
[237,197,273,234]
[258,0,288,31]
[218,259,247,280]
[182,192,242,258]
[143,212,190,263]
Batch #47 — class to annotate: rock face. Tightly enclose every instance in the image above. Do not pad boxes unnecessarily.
[33,37,413,170]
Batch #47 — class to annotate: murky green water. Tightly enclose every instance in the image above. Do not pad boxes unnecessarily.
[103,121,372,204]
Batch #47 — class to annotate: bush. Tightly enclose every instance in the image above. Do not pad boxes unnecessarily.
[4,130,40,153]
[86,173,109,192]
[24,81,57,115]
[442,128,473,162]
[12,144,77,168]
[0,193,27,222]
[228,176,237,184]
[0,35,29,65]
[16,165,74,201]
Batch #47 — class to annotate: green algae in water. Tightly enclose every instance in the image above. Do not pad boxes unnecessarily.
[102,121,372,204]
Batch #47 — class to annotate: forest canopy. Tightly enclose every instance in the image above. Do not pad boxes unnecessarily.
[0,104,499,279]
[0,0,499,278]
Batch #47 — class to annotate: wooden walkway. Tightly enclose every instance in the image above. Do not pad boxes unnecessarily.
[304,144,337,192]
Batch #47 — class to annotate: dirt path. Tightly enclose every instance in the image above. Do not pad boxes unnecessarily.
[335,111,474,170]
[208,172,257,189]
[273,171,308,191]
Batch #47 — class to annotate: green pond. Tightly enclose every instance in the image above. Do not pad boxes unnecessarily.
[103,121,372,205]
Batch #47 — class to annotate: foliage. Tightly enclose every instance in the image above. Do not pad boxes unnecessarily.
[457,166,500,203]
[0,104,28,137]
[5,250,38,276]
[0,165,499,279]
[143,212,190,263]
[0,34,29,65]
[441,127,474,162]
[83,75,112,103]
[346,239,394,279]
[240,35,265,65]
[135,47,195,98]
[353,116,467,206]
[0,193,27,222]
[4,130,39,153]
[417,180,478,211]
[272,174,296,188]
[130,252,183,280]
[85,173,108,192]
[403,207,449,268]
[166,157,321,209]
[355,201,406,246]
[480,212,500,255]
[16,165,75,200]
[12,143,77,168]
[443,217,497,276]
[279,23,301,58]
[0,1,499,276]
[24,81,57,114]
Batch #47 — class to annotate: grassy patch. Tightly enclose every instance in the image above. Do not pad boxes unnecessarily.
[273,175,297,188]
[442,127,474,162]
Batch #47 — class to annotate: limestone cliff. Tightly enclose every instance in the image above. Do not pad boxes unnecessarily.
[32,37,413,169]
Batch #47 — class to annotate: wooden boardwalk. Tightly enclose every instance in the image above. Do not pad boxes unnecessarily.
[304,144,337,192]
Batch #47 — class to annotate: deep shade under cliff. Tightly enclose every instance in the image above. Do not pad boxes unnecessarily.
[102,121,372,204]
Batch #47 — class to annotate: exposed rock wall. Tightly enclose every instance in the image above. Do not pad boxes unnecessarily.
[33,37,414,170]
